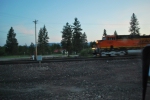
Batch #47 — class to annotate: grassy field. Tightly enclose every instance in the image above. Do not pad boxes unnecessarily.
[0,54,79,61]
[0,55,30,58]
[0,55,31,61]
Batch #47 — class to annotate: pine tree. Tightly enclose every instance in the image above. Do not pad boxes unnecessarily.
[72,18,82,54]
[0,46,5,56]
[89,41,96,48]
[29,42,35,55]
[5,27,18,55]
[61,22,72,56]
[103,29,107,36]
[18,45,24,55]
[38,25,49,55]
[114,30,117,35]
[23,44,28,55]
[50,43,61,54]
[81,32,88,49]
[129,13,140,35]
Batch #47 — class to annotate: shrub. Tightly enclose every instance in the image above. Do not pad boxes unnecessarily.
[79,48,93,57]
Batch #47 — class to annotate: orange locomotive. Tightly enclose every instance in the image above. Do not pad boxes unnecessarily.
[94,35,150,56]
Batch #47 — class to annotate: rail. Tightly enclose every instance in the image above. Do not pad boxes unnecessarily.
[0,56,141,65]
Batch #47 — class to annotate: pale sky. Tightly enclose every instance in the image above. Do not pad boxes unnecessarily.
[0,0,150,46]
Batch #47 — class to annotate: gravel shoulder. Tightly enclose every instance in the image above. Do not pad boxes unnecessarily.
[0,59,142,100]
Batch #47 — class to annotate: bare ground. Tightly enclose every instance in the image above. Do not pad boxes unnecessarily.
[0,59,142,100]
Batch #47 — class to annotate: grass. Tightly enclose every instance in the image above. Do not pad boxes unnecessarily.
[0,55,30,58]
[0,54,94,61]
[50,54,64,57]
[0,54,75,60]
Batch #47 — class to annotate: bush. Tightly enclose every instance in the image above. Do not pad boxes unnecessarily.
[79,48,93,57]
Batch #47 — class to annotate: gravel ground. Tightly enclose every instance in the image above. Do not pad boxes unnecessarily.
[0,59,142,100]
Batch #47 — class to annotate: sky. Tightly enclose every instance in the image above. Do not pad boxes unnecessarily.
[0,0,150,46]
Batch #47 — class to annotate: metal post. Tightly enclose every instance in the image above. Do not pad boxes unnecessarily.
[33,20,38,60]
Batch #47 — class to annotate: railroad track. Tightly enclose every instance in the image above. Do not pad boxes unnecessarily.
[0,56,141,65]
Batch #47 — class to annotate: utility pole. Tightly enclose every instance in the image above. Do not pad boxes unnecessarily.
[33,20,38,60]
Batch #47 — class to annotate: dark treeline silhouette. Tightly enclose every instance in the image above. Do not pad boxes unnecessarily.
[61,18,88,56]
[0,13,142,56]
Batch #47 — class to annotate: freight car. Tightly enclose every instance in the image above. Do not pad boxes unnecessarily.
[93,35,150,56]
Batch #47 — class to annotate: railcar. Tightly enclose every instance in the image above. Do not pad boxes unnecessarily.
[94,35,150,56]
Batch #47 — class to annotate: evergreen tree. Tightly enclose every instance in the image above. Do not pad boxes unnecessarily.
[129,13,140,35]
[114,30,117,35]
[61,22,72,56]
[89,41,96,48]
[5,27,18,55]
[0,46,6,56]
[72,18,82,54]
[103,29,107,36]
[23,44,28,55]
[29,42,35,55]
[38,25,49,55]
[50,43,61,53]
[18,45,24,55]
[81,32,88,49]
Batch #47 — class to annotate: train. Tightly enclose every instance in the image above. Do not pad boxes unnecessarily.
[93,34,150,56]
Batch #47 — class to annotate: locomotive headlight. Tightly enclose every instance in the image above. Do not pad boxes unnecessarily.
[92,48,96,50]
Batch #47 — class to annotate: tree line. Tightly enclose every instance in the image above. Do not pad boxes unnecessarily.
[0,13,141,56]
[61,18,90,56]
[0,18,95,56]
[0,25,61,56]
